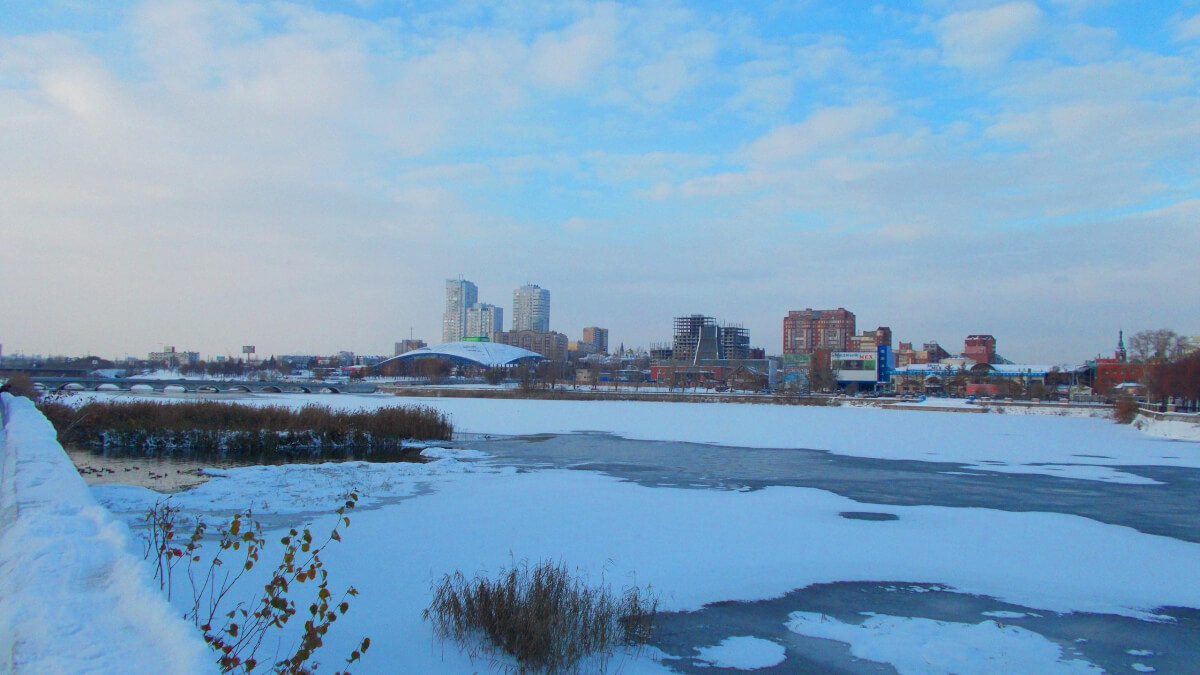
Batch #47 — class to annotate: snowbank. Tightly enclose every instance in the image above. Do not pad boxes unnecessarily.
[0,394,214,674]
[1134,415,1200,442]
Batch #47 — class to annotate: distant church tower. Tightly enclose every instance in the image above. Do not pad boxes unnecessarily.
[1116,330,1128,363]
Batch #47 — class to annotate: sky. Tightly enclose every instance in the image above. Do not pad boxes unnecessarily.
[1,0,1198,364]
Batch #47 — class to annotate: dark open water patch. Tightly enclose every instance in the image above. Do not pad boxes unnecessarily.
[839,511,898,521]
[650,582,1200,674]
[472,433,1200,543]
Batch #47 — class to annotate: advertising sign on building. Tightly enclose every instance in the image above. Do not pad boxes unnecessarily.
[877,344,893,383]
[832,351,878,383]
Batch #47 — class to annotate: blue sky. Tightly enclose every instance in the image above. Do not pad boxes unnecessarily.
[2,0,1198,362]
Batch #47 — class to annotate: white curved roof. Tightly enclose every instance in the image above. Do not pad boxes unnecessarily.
[383,341,545,367]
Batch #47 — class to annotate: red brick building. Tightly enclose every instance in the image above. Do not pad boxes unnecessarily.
[963,335,997,364]
[1094,359,1147,395]
[783,308,856,354]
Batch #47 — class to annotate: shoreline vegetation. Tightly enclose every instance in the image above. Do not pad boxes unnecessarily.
[37,400,453,463]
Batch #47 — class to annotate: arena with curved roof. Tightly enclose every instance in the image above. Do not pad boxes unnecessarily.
[377,341,545,369]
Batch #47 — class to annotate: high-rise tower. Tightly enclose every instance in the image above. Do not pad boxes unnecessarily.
[442,278,478,343]
[466,303,503,338]
[512,284,550,332]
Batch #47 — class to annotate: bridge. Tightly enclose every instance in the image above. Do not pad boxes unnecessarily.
[25,376,377,395]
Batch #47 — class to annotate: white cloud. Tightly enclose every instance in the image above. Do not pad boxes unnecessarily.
[741,104,895,164]
[525,5,619,90]
[1177,13,1200,42]
[936,1,1044,69]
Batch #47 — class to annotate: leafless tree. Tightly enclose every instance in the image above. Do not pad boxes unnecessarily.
[1129,329,1189,362]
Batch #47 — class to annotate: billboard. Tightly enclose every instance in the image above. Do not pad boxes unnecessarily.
[242,345,256,354]
[832,351,878,383]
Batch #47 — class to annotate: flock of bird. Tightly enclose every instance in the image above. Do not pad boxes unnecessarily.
[75,464,203,482]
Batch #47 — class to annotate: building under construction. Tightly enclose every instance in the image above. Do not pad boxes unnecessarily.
[672,315,751,363]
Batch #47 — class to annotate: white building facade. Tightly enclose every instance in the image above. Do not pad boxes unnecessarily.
[442,278,478,343]
[466,303,504,338]
[512,284,550,332]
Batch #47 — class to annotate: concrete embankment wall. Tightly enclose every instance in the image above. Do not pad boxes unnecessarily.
[0,393,215,674]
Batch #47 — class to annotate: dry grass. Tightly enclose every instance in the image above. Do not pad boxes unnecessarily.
[38,400,452,460]
[425,559,657,673]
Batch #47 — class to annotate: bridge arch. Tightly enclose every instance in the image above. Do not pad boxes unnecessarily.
[259,385,283,393]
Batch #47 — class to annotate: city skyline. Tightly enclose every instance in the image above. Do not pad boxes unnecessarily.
[2,1,1198,363]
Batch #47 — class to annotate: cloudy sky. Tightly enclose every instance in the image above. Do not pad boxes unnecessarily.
[2,0,1198,363]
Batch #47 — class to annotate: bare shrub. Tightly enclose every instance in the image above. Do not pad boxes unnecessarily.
[144,495,370,673]
[424,559,657,673]
[1,373,41,401]
[1112,396,1140,424]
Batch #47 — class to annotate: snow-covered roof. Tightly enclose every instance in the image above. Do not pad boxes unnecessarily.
[380,341,545,368]
[971,364,1060,376]
[891,363,965,374]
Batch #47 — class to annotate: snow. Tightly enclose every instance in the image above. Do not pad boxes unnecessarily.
[0,394,214,674]
[13,392,1200,673]
[66,391,1199,483]
[1134,415,1200,442]
[693,636,786,669]
[786,612,1102,674]
[93,450,496,518]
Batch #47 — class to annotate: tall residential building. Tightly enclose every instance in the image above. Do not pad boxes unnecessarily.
[442,278,478,343]
[782,308,856,354]
[513,284,550,332]
[466,303,504,338]
[582,326,609,354]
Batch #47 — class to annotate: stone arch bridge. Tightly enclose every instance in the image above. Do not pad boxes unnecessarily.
[25,376,377,395]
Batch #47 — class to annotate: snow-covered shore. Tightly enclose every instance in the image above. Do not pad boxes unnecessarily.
[10,391,1200,673]
[0,393,213,674]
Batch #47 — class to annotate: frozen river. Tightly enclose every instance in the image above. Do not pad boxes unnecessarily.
[76,394,1200,673]
[470,432,1200,673]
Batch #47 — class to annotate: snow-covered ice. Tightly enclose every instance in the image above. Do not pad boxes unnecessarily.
[693,636,786,669]
[11,392,1200,673]
[786,612,1102,674]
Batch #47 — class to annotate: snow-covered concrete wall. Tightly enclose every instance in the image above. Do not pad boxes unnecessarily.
[0,393,215,674]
